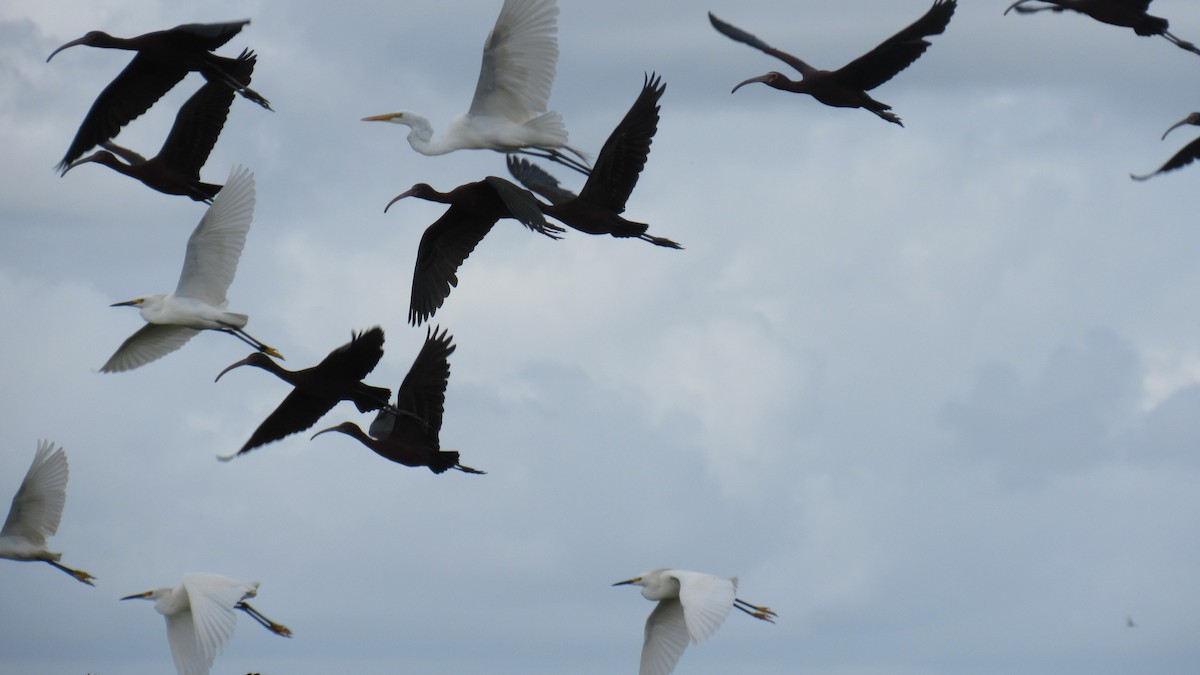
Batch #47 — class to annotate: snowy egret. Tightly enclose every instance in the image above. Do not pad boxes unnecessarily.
[710,0,957,126]
[48,20,270,171]
[614,568,776,675]
[61,50,256,201]
[361,0,589,174]
[101,166,281,372]
[385,176,563,326]
[0,440,95,586]
[312,326,486,474]
[216,327,392,460]
[122,573,290,675]
[506,73,682,249]
[1005,0,1200,56]
[1132,112,1200,181]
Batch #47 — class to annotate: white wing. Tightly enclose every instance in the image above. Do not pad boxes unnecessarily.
[0,440,68,546]
[671,570,736,643]
[175,166,256,304]
[468,0,559,123]
[165,607,210,675]
[640,598,690,675]
[101,324,200,373]
[175,574,257,674]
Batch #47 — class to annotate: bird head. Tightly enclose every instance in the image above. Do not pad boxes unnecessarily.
[384,184,436,212]
[732,72,786,94]
[311,421,362,441]
[215,352,277,382]
[1162,112,1200,140]
[46,31,109,62]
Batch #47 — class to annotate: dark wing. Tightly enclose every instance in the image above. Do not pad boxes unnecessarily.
[312,326,386,383]
[408,201,497,326]
[386,326,456,449]
[835,0,956,91]
[506,155,578,205]
[578,73,664,214]
[483,176,563,237]
[234,389,340,456]
[1131,136,1200,181]
[708,12,816,76]
[167,20,251,51]
[155,50,253,177]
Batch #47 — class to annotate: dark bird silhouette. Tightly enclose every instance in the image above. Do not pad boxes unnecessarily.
[312,326,485,475]
[216,327,392,460]
[709,0,957,126]
[48,19,271,172]
[505,73,682,249]
[1005,0,1200,56]
[386,177,564,325]
[61,50,255,202]
[1132,112,1200,181]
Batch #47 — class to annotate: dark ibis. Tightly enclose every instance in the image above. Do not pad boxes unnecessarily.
[1132,112,1200,180]
[312,326,485,475]
[386,177,564,326]
[505,73,682,249]
[709,1,957,126]
[1005,1,1200,56]
[217,327,393,460]
[48,19,270,172]
[61,50,256,202]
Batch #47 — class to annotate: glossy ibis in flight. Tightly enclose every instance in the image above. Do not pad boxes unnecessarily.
[505,73,682,249]
[1132,112,1200,180]
[361,0,589,174]
[0,440,95,586]
[614,569,776,675]
[709,0,957,126]
[312,326,486,475]
[1004,1,1200,56]
[48,19,270,172]
[122,573,291,675]
[386,176,563,326]
[101,166,281,372]
[61,50,256,202]
[216,327,393,460]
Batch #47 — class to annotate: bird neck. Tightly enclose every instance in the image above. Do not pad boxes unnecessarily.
[400,114,446,156]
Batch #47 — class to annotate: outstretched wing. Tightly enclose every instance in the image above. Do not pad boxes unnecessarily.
[176,166,255,304]
[641,598,690,675]
[579,74,664,214]
[834,0,956,91]
[469,0,560,123]
[1,440,68,546]
[1131,136,1200,181]
[708,12,816,76]
[506,155,578,204]
[484,176,561,235]
[101,324,200,373]
[157,50,254,177]
[408,202,497,326]
[386,326,455,449]
[671,570,736,643]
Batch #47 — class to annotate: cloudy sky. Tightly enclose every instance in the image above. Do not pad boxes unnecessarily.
[2,0,1200,673]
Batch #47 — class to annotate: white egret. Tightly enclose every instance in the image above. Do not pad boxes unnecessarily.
[101,165,282,372]
[0,440,95,586]
[361,0,590,174]
[614,568,776,675]
[122,572,291,675]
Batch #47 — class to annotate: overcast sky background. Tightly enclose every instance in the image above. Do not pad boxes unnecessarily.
[2,0,1199,673]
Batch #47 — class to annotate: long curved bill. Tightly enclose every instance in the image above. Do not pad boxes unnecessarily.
[732,74,772,94]
[384,188,418,213]
[46,36,90,62]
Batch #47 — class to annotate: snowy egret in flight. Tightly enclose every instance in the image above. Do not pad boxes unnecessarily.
[101,166,282,372]
[216,327,392,460]
[361,0,589,174]
[614,568,776,675]
[122,572,291,675]
[0,440,95,586]
[313,326,486,474]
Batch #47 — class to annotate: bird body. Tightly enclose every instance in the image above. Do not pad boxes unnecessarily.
[614,569,776,675]
[122,573,291,675]
[1132,112,1200,180]
[710,0,957,126]
[0,440,95,586]
[1005,0,1200,55]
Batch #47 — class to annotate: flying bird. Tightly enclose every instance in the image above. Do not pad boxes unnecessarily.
[614,569,776,675]
[1004,0,1200,56]
[122,573,291,675]
[101,166,281,372]
[505,73,682,249]
[216,327,393,460]
[312,326,486,475]
[361,0,589,174]
[0,440,95,586]
[386,176,563,325]
[1131,112,1200,181]
[61,49,256,202]
[709,0,957,126]
[48,19,270,172]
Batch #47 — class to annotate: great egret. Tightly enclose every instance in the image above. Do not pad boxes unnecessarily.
[61,50,256,202]
[48,20,270,171]
[312,326,486,474]
[215,327,392,460]
[1132,112,1200,181]
[101,166,282,373]
[709,1,957,126]
[614,568,776,675]
[122,572,291,675]
[361,0,589,174]
[505,73,682,249]
[0,440,95,586]
[1004,0,1200,56]
[385,176,563,326]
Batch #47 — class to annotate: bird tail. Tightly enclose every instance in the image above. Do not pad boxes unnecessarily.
[521,112,588,162]
[428,450,461,474]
